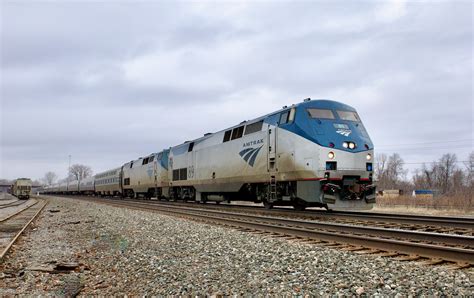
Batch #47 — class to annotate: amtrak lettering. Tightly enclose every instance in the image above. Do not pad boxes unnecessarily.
[243,139,264,147]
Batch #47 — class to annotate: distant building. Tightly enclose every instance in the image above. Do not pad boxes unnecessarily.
[377,189,403,198]
[412,189,439,198]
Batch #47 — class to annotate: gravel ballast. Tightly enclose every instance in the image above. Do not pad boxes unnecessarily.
[0,196,472,295]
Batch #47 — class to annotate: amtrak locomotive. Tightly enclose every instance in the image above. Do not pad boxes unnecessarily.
[43,98,376,210]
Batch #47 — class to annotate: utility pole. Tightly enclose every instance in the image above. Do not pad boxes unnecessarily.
[67,155,71,191]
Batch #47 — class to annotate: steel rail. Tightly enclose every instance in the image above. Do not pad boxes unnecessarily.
[321,211,474,230]
[0,200,26,210]
[0,200,47,260]
[115,197,474,230]
[49,195,474,229]
[85,198,474,264]
[106,200,474,247]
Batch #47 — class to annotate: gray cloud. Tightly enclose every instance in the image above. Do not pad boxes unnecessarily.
[1,0,472,180]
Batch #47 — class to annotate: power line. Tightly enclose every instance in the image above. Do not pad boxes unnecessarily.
[376,139,473,148]
[377,146,473,152]
[374,160,469,165]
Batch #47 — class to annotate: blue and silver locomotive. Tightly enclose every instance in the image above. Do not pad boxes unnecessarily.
[167,98,375,210]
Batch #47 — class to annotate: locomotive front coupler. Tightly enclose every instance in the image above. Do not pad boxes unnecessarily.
[361,184,376,203]
[321,181,341,193]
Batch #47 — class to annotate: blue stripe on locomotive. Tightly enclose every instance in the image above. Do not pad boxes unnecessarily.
[263,99,373,153]
[160,149,170,170]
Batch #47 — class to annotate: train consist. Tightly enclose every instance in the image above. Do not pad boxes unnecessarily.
[42,99,376,210]
[11,178,32,200]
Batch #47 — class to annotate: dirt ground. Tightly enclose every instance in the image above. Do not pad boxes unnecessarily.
[372,205,473,217]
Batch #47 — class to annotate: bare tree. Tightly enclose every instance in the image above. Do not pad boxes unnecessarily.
[375,153,388,185]
[43,171,57,186]
[464,151,474,187]
[68,164,93,181]
[436,153,457,194]
[375,153,406,190]
[386,153,407,184]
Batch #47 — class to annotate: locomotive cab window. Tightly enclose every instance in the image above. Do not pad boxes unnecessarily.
[188,142,194,152]
[231,126,244,140]
[244,120,263,135]
[336,110,360,122]
[223,130,232,142]
[279,111,289,125]
[307,108,335,119]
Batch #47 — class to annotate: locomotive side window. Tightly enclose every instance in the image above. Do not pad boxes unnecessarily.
[336,110,360,122]
[179,168,187,180]
[188,142,194,152]
[279,111,289,125]
[307,108,335,119]
[149,155,155,162]
[124,178,130,185]
[173,169,179,181]
[231,126,244,140]
[244,120,263,135]
[223,130,232,142]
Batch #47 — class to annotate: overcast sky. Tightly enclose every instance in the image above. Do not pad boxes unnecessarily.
[1,0,472,181]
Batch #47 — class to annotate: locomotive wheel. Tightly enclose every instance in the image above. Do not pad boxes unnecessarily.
[292,203,306,211]
[263,200,273,209]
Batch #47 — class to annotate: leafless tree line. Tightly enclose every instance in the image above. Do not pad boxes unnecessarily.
[41,164,93,185]
[376,151,474,196]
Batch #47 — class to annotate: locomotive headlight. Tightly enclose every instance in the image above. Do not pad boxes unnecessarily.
[366,153,372,160]
[348,142,356,149]
[343,142,349,148]
[328,152,335,159]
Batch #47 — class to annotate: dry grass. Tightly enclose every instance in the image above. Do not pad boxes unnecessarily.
[375,194,473,214]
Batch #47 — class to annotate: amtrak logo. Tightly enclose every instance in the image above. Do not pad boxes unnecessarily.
[336,129,352,137]
[146,165,154,178]
[239,145,263,167]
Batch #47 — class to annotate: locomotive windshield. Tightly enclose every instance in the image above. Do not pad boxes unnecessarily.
[307,108,335,119]
[336,110,360,122]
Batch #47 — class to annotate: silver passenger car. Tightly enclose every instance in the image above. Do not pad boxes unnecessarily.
[95,168,121,196]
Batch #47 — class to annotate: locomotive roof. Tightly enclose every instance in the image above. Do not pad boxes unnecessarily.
[170,98,357,148]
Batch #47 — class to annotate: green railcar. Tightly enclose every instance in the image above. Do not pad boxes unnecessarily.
[11,178,32,200]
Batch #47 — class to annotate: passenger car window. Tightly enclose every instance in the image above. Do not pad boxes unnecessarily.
[307,108,335,119]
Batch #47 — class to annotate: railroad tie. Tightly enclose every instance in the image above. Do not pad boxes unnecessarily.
[417,258,445,266]
[393,255,421,261]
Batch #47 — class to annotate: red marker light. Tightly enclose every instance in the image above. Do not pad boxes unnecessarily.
[329,142,335,148]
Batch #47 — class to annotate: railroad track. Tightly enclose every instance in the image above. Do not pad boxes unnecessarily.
[50,195,474,235]
[0,198,25,210]
[75,196,473,235]
[0,199,47,260]
[68,196,474,266]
